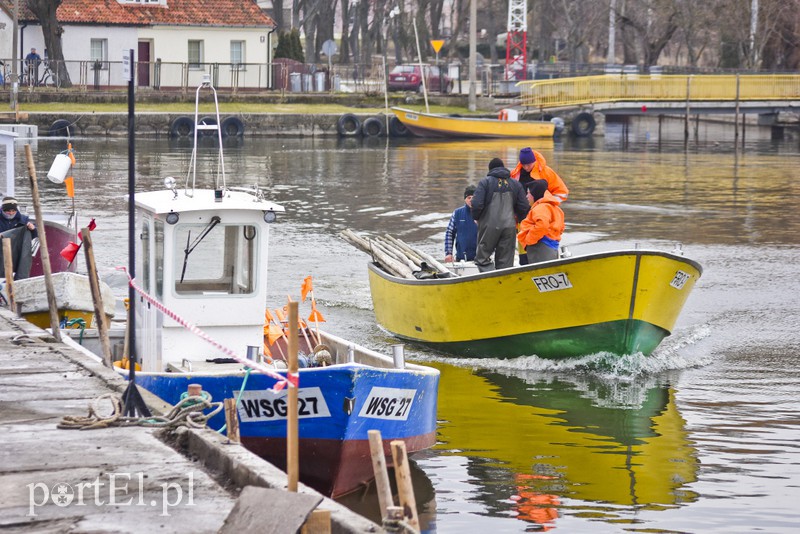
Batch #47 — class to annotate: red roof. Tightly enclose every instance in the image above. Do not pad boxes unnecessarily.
[3,0,274,27]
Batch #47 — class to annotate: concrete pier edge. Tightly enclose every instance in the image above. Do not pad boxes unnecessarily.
[1,307,380,533]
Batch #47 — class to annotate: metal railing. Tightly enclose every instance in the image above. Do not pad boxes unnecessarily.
[518,74,800,109]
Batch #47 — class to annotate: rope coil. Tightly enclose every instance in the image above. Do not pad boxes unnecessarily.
[59,392,223,431]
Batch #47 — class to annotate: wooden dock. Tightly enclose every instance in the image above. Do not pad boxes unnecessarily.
[0,307,379,533]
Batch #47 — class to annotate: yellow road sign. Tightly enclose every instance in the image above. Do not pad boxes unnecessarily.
[430,40,445,53]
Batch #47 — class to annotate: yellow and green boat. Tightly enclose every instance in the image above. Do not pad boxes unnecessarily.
[391,107,556,138]
[368,249,702,359]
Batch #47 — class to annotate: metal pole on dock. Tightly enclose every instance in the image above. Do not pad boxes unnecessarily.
[121,48,150,418]
[24,145,61,341]
[735,74,741,142]
[287,301,299,492]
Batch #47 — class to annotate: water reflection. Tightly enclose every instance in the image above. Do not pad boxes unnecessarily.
[427,362,698,530]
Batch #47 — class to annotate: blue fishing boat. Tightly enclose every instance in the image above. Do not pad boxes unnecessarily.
[71,77,439,498]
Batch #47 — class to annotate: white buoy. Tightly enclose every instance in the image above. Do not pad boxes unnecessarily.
[46,153,71,184]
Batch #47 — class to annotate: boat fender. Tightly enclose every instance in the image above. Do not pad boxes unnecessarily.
[49,119,75,138]
[310,344,333,367]
[220,116,245,137]
[361,116,386,138]
[571,112,596,137]
[551,117,565,136]
[169,116,194,138]
[336,113,362,136]
[388,116,409,137]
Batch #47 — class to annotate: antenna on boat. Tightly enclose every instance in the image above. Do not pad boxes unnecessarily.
[186,74,226,197]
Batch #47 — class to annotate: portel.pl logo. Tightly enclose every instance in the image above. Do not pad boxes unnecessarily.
[28,472,195,517]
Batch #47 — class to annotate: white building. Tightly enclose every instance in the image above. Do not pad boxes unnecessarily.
[0,0,276,89]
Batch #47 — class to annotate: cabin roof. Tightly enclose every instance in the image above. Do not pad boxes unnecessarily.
[134,189,284,215]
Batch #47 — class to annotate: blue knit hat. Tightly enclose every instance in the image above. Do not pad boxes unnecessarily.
[519,147,536,165]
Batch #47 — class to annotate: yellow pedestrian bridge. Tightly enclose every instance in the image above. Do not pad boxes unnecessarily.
[518,74,800,116]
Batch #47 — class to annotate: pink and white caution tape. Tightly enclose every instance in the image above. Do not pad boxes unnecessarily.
[117,267,296,392]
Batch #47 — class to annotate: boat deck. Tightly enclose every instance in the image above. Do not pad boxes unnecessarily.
[0,307,377,532]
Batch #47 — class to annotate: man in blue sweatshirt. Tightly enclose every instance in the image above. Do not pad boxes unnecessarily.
[444,185,478,263]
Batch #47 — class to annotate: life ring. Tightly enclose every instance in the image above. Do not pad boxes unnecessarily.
[571,112,596,137]
[169,116,194,138]
[361,116,386,138]
[337,113,361,136]
[388,116,409,137]
[197,116,218,136]
[49,119,75,138]
[220,116,245,137]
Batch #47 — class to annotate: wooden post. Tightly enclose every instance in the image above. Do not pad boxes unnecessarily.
[368,429,394,520]
[391,440,419,533]
[24,144,61,341]
[684,76,691,142]
[81,228,112,367]
[224,398,240,443]
[287,300,299,492]
[2,237,16,313]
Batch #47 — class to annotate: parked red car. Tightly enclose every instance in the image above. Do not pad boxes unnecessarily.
[387,65,453,93]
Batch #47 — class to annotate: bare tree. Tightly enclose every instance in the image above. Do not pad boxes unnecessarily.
[26,0,72,87]
[617,0,680,66]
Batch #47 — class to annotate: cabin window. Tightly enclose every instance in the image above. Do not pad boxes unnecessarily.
[230,41,245,71]
[188,40,204,70]
[140,219,150,292]
[155,220,164,300]
[173,222,257,296]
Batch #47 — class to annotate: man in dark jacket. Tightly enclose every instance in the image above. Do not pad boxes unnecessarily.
[0,196,36,279]
[471,158,530,271]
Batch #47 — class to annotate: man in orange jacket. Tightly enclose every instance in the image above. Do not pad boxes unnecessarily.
[510,147,568,204]
[517,180,565,264]
[511,147,568,264]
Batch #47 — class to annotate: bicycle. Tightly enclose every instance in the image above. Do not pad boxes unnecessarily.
[21,60,62,88]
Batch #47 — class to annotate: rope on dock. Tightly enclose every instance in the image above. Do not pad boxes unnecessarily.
[58,392,223,430]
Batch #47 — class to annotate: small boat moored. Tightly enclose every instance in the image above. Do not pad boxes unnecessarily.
[391,106,557,139]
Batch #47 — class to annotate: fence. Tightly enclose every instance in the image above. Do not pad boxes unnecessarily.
[517,74,800,109]
[0,57,537,98]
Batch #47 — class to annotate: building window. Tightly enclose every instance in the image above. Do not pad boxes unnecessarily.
[188,40,204,70]
[90,38,108,70]
[231,41,245,70]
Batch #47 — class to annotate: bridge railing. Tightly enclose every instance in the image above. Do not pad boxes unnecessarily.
[518,74,800,109]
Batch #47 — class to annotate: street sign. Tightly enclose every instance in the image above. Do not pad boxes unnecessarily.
[430,40,444,54]
[321,39,338,57]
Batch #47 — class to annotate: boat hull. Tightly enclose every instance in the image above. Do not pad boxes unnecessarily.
[368,250,702,359]
[31,219,77,277]
[392,107,555,138]
[133,363,439,498]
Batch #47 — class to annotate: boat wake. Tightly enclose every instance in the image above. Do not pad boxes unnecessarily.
[418,323,714,380]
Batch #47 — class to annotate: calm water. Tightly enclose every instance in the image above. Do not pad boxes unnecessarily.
[12,117,800,532]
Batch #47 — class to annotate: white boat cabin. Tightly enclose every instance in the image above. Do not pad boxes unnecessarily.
[134,186,284,372]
